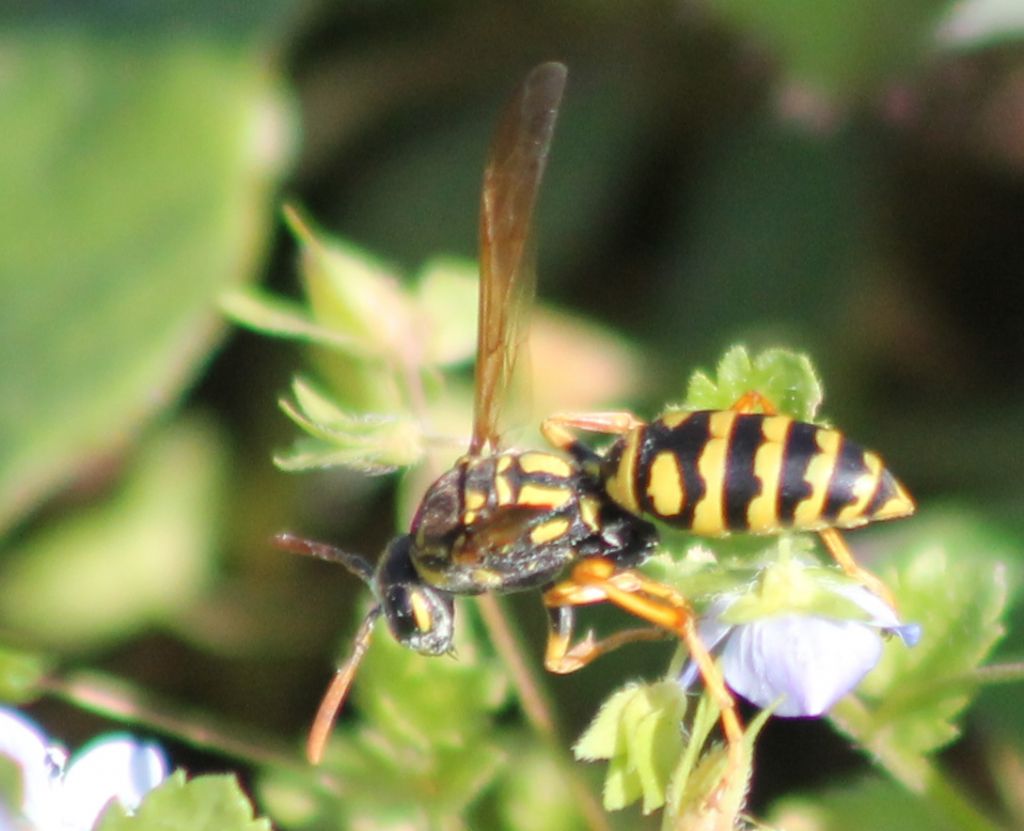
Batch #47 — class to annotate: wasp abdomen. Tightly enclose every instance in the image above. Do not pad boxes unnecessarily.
[604,411,914,538]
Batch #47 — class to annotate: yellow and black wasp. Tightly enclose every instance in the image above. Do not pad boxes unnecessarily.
[280,63,916,788]
[540,388,915,610]
[277,62,741,766]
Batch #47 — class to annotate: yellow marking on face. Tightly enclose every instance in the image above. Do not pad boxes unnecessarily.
[579,495,601,532]
[793,428,840,527]
[530,517,571,545]
[472,568,503,588]
[465,489,487,511]
[462,510,478,525]
[496,455,513,473]
[692,411,736,536]
[659,410,690,429]
[495,472,514,506]
[518,482,573,509]
[606,431,642,514]
[409,590,434,634]
[748,427,785,533]
[646,451,684,517]
[519,452,573,478]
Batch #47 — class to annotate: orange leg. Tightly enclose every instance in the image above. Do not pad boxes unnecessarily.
[544,559,744,783]
[541,410,644,455]
[542,598,668,674]
[730,390,778,415]
[820,527,896,608]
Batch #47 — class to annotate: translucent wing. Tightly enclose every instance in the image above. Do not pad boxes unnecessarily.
[471,62,566,455]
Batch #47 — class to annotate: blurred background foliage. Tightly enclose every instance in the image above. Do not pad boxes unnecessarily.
[2,0,1024,828]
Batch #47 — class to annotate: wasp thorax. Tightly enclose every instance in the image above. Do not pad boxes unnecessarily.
[376,535,455,655]
[411,466,465,550]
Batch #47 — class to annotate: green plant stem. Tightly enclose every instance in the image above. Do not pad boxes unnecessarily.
[475,594,612,831]
[42,669,303,774]
[831,696,1003,831]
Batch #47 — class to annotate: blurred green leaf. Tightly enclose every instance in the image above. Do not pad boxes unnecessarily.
[0,418,226,649]
[495,745,588,831]
[707,0,948,97]
[0,646,49,704]
[831,513,1015,822]
[830,512,1012,787]
[770,775,957,831]
[683,345,823,420]
[414,257,479,367]
[350,610,509,750]
[935,0,1024,51]
[266,606,511,828]
[0,15,295,532]
[98,771,271,831]
[0,752,22,816]
[221,287,370,354]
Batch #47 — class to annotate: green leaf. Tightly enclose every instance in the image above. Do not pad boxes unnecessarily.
[349,611,509,752]
[936,0,1024,50]
[770,775,956,831]
[265,601,510,825]
[707,0,949,98]
[0,646,49,703]
[0,12,294,533]
[683,346,823,421]
[0,752,23,817]
[575,681,688,813]
[0,418,225,649]
[830,512,1011,782]
[270,605,511,827]
[275,378,424,473]
[494,745,589,831]
[97,771,270,831]
[220,287,371,355]
[283,206,419,413]
[662,694,767,831]
[414,258,480,367]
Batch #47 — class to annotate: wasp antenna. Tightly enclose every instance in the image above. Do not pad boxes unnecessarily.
[306,604,383,765]
[274,532,375,585]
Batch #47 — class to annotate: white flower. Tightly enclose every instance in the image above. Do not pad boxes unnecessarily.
[0,707,167,831]
[680,564,920,717]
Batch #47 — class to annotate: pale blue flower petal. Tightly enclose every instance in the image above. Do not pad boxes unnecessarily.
[679,582,920,717]
[719,614,883,716]
[61,736,168,830]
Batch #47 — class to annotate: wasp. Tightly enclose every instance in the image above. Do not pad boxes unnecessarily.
[540,389,915,608]
[278,63,742,767]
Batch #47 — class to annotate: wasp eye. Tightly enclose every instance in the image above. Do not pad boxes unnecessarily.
[381,584,455,655]
[374,535,455,655]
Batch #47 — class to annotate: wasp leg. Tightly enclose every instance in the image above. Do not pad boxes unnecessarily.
[541,410,645,448]
[544,559,744,779]
[542,597,668,675]
[729,390,778,415]
[819,527,896,608]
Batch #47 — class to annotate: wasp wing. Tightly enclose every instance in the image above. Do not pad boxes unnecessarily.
[471,62,567,455]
